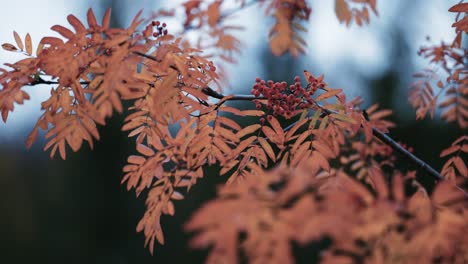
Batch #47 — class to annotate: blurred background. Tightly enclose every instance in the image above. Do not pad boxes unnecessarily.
[0,0,463,263]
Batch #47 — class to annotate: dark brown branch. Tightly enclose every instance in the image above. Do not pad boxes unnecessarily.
[200,89,454,186]
[201,87,261,101]
[24,67,467,196]
[102,50,464,192]
[371,128,443,180]
[27,77,89,86]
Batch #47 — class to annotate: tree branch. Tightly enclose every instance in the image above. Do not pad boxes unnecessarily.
[33,49,459,193]
[27,77,89,86]
[22,69,467,196]
[200,89,459,187]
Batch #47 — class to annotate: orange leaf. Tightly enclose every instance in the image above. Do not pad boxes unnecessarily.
[207,1,221,27]
[236,124,261,138]
[291,132,310,153]
[262,126,277,143]
[285,118,308,141]
[330,113,357,124]
[369,109,392,120]
[267,115,284,136]
[51,25,74,39]
[312,140,335,159]
[67,14,86,33]
[440,145,461,157]
[171,191,184,200]
[25,33,32,55]
[449,3,468,13]
[335,0,352,24]
[392,173,404,202]
[128,155,146,165]
[312,150,330,171]
[136,144,155,156]
[1,43,17,52]
[13,31,23,51]
[102,8,111,29]
[87,8,98,28]
[258,137,276,162]
[303,70,313,83]
[232,136,256,156]
[40,37,64,46]
[315,89,342,102]
[369,167,388,199]
[36,43,44,55]
[453,156,467,177]
[240,110,264,116]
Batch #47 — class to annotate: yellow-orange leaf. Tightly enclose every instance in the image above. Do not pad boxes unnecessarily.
[236,124,261,138]
[315,89,342,102]
[330,113,357,124]
[258,137,276,162]
[102,8,112,29]
[51,25,74,39]
[2,43,17,51]
[449,3,468,12]
[312,140,335,159]
[128,155,146,165]
[240,110,264,116]
[207,1,221,27]
[87,8,98,28]
[25,33,32,55]
[67,14,86,33]
[262,126,279,145]
[137,144,155,156]
[13,31,23,51]
[440,145,461,157]
[268,115,283,136]
[453,156,467,177]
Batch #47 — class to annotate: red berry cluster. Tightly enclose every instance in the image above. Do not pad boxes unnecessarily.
[143,21,169,39]
[152,21,168,37]
[251,75,324,119]
[151,21,167,37]
[206,61,216,72]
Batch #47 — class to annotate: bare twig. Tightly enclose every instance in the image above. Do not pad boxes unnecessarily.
[27,77,89,86]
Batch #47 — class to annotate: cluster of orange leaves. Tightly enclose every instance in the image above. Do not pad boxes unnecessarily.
[408,2,467,181]
[1,1,467,263]
[187,162,468,264]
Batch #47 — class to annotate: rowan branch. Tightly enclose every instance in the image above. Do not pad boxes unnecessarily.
[53,49,458,191]
[27,77,89,86]
[200,89,452,185]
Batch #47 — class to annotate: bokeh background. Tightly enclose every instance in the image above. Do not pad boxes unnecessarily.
[0,0,463,263]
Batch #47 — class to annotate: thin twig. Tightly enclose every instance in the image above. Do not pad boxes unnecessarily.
[201,89,468,196]
[29,52,464,195]
[201,87,260,101]
[27,77,89,86]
